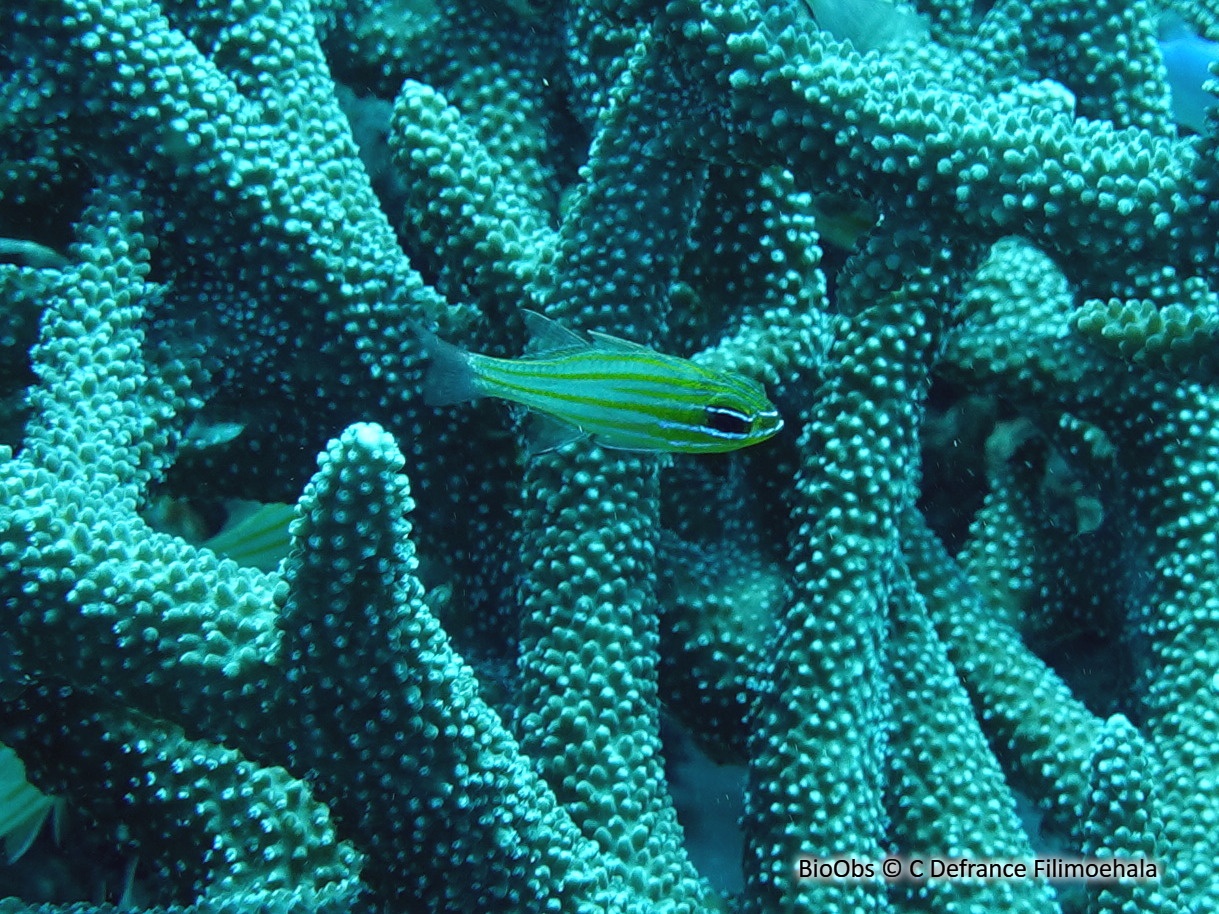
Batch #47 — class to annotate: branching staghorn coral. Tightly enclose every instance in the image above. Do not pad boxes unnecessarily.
[3,0,1219,913]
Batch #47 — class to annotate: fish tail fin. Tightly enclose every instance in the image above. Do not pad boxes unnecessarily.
[418,328,482,406]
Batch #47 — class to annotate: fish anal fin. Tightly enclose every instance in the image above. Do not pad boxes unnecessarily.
[522,309,587,355]
[525,411,587,456]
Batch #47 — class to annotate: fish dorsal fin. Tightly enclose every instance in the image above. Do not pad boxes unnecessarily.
[522,309,587,355]
[586,329,652,352]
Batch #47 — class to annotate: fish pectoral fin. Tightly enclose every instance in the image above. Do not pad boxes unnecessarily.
[524,411,587,456]
[521,309,587,355]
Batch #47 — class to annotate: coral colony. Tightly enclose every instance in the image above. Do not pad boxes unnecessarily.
[1,0,1218,912]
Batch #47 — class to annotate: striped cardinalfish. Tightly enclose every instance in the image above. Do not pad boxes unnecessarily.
[419,310,783,455]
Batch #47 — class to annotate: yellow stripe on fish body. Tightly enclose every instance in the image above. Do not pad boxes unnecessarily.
[420,311,783,455]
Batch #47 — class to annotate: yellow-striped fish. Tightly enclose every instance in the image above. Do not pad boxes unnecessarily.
[420,311,783,454]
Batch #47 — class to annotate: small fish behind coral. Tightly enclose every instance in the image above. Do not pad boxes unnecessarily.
[1158,13,1219,133]
[801,0,929,53]
[419,311,784,455]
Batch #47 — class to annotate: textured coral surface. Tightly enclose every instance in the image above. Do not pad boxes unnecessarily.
[1,0,1218,912]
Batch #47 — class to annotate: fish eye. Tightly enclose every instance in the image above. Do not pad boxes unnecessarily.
[704,405,752,437]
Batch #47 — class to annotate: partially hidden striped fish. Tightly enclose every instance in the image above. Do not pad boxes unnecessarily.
[420,310,783,455]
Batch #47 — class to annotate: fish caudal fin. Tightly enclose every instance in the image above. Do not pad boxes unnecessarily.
[419,330,482,406]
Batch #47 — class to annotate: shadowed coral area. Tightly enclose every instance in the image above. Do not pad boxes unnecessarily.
[1,0,1217,912]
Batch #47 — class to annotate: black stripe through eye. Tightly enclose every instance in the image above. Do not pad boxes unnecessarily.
[704,405,751,437]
